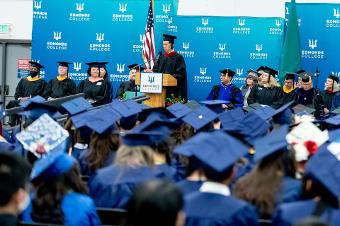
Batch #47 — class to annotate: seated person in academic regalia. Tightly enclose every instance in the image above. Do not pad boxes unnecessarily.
[241,69,258,107]
[88,140,163,209]
[115,64,144,99]
[272,144,340,226]
[184,131,259,226]
[331,90,340,110]
[234,126,302,220]
[127,180,185,226]
[206,69,243,109]
[23,151,101,226]
[145,34,187,100]
[98,62,113,103]
[321,75,339,115]
[0,152,30,226]
[281,73,297,105]
[6,61,47,126]
[77,62,110,106]
[248,66,282,109]
[296,69,307,88]
[43,61,77,99]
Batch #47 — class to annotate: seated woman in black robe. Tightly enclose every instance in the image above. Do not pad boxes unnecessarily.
[98,62,113,103]
[77,62,111,106]
[321,75,339,115]
[115,64,143,99]
[43,62,77,99]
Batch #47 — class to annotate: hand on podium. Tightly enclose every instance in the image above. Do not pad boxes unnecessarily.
[144,69,153,73]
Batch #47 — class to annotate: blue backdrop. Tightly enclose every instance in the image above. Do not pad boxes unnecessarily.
[31,0,340,101]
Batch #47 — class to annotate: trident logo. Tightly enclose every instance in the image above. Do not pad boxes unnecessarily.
[148,75,155,83]
[202,18,209,26]
[53,32,62,41]
[119,3,127,13]
[218,43,226,52]
[73,62,82,72]
[308,39,317,50]
[236,68,244,76]
[238,19,246,27]
[334,8,340,19]
[139,34,144,43]
[96,33,105,42]
[162,4,171,14]
[34,1,42,10]
[255,44,263,52]
[275,19,282,27]
[200,68,207,75]
[286,7,289,15]
[117,64,125,73]
[76,3,84,12]
[182,42,190,50]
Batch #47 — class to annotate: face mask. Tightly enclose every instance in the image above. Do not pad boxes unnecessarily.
[17,192,30,213]
[30,71,39,77]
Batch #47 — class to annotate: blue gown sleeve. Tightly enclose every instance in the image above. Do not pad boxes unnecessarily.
[229,204,260,226]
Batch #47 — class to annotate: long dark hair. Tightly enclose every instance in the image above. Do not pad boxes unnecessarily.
[85,132,120,171]
[31,164,88,224]
[171,123,195,145]
[233,151,296,218]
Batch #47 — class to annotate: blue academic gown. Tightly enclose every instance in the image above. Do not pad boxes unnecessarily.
[272,200,340,226]
[22,192,101,226]
[89,165,163,209]
[280,177,302,203]
[207,84,243,108]
[177,180,204,196]
[184,192,259,226]
[155,163,181,182]
[78,149,116,177]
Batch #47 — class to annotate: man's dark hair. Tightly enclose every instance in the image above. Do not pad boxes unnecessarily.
[127,180,184,226]
[0,152,31,206]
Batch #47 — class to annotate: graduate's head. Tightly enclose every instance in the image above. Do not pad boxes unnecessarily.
[114,145,154,167]
[163,34,177,53]
[86,62,100,78]
[219,68,235,85]
[0,152,31,215]
[127,64,144,81]
[29,61,44,77]
[325,75,339,92]
[98,62,109,80]
[127,180,185,226]
[301,74,313,91]
[284,73,295,90]
[57,62,70,77]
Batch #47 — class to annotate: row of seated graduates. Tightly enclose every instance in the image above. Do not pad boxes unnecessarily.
[1,90,340,226]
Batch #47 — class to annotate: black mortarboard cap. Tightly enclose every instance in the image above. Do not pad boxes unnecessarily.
[57,62,71,67]
[86,62,100,67]
[30,61,44,69]
[256,66,265,72]
[220,69,236,77]
[163,34,177,44]
[296,69,306,75]
[328,74,339,83]
[98,62,109,69]
[301,75,311,83]
[263,66,278,77]
[285,73,295,81]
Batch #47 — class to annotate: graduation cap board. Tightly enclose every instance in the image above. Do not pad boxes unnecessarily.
[16,114,69,158]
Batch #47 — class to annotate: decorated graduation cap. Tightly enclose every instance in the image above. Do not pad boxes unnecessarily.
[61,97,92,116]
[328,74,339,83]
[31,150,75,182]
[254,125,289,161]
[57,61,71,67]
[163,34,177,44]
[263,66,278,77]
[220,68,236,77]
[166,102,192,119]
[30,61,44,69]
[200,100,229,114]
[182,106,218,131]
[306,143,340,198]
[128,64,145,72]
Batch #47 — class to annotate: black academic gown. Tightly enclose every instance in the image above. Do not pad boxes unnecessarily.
[115,80,136,99]
[321,90,337,110]
[43,77,77,98]
[152,51,187,99]
[0,214,18,226]
[77,78,110,106]
[281,88,297,105]
[247,84,282,108]
[14,76,47,100]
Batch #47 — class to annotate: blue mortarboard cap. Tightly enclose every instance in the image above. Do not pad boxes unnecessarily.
[166,103,192,119]
[19,109,61,121]
[84,106,120,134]
[200,100,229,114]
[272,101,294,125]
[238,112,270,145]
[325,115,340,126]
[110,99,142,118]
[253,105,276,121]
[328,129,340,142]
[254,125,289,161]
[61,97,92,116]
[20,96,46,109]
[173,132,211,157]
[31,151,75,181]
[219,107,245,131]
[306,143,340,197]
[122,131,168,146]
[182,106,218,130]
[132,112,175,133]
[190,131,249,172]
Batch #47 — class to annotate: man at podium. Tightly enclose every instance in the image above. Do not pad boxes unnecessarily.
[146,34,187,100]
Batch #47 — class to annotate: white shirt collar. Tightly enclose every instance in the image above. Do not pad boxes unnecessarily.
[199,181,231,197]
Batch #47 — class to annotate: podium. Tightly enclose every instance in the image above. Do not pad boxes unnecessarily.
[135,72,177,107]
